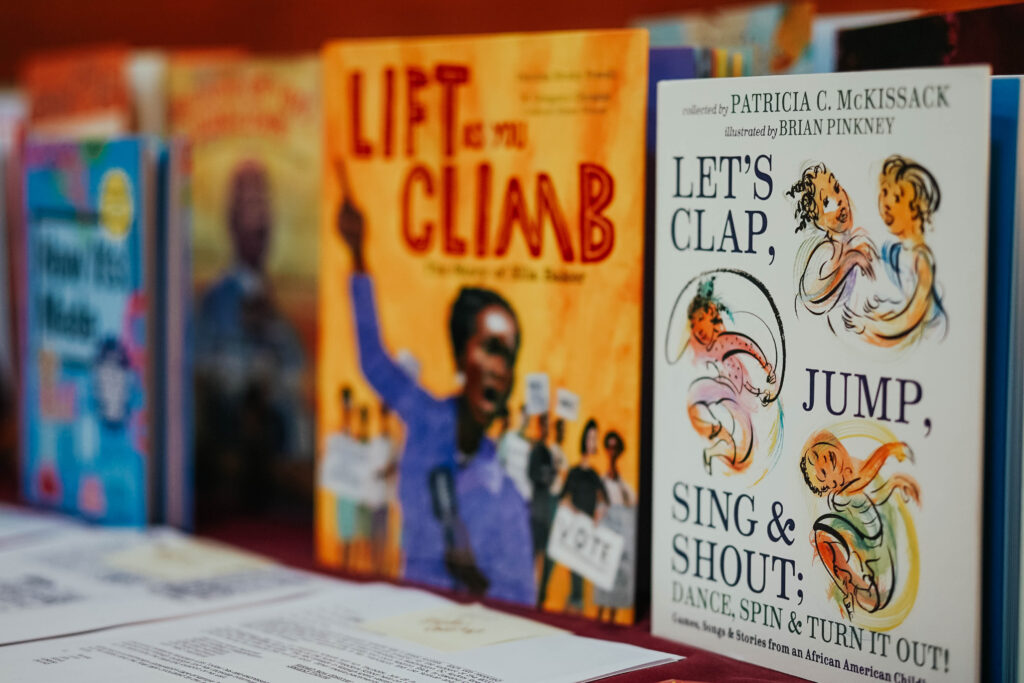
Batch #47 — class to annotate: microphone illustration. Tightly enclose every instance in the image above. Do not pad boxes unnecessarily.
[429,465,489,595]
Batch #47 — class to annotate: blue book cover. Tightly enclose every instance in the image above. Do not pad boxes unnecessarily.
[648,48,696,153]
[21,139,151,525]
[986,76,1024,683]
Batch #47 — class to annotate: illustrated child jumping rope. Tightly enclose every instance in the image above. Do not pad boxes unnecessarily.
[684,277,779,475]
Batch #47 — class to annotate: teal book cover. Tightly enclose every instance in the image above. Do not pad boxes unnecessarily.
[21,138,151,525]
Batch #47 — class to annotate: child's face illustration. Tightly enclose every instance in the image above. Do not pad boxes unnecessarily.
[460,305,518,428]
[802,438,853,496]
[95,358,130,424]
[811,172,852,234]
[690,303,725,348]
[584,426,598,455]
[879,178,917,238]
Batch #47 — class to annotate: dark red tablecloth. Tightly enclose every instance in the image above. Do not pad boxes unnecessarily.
[199,514,808,683]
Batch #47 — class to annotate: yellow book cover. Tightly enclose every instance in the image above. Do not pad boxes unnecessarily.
[168,55,321,519]
[318,30,648,622]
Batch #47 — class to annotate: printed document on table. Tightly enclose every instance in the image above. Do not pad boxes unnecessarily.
[0,503,80,550]
[0,525,326,645]
[0,583,680,682]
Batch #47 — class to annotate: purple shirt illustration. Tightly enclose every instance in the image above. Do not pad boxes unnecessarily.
[350,274,537,605]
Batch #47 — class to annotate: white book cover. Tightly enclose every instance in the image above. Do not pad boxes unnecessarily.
[652,66,991,682]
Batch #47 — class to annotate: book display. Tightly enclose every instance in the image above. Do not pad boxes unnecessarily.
[1,1,1023,681]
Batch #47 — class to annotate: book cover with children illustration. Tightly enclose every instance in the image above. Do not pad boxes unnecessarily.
[316,30,648,623]
[652,67,991,680]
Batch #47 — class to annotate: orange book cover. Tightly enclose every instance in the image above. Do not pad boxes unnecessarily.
[317,30,648,623]
[21,46,132,138]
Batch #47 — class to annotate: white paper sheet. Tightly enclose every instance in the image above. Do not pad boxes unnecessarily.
[0,503,81,551]
[0,583,679,682]
[0,526,325,644]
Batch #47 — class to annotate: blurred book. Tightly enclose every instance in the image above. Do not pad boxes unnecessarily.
[18,46,214,139]
[128,51,169,137]
[18,137,191,526]
[987,76,1024,683]
[634,1,815,75]
[0,92,25,493]
[20,46,134,139]
[156,139,194,529]
[837,5,1024,73]
[318,29,648,623]
[810,10,919,72]
[167,54,320,522]
[695,47,749,78]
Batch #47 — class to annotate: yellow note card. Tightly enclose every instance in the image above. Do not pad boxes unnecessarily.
[362,603,566,652]
[104,535,273,581]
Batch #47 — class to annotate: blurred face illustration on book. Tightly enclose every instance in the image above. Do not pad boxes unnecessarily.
[229,161,272,273]
[193,157,309,518]
[583,422,598,458]
[690,302,724,348]
[93,339,131,426]
[604,432,623,463]
[455,300,519,430]
[878,176,923,242]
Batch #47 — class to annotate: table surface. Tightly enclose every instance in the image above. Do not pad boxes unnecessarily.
[198,513,807,683]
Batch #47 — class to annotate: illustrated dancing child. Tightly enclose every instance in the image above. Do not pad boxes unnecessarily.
[684,278,778,475]
[801,430,920,617]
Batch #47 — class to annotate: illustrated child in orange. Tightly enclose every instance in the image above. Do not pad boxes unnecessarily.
[685,278,778,475]
[787,163,877,324]
[843,155,947,347]
[801,430,920,618]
